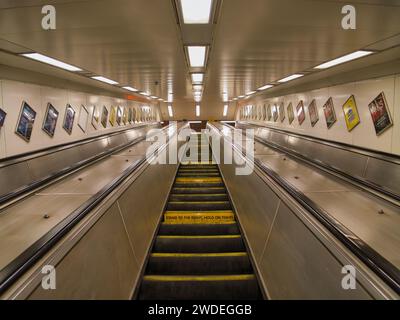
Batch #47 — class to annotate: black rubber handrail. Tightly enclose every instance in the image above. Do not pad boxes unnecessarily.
[0,125,178,296]
[0,124,170,207]
[228,122,400,203]
[211,122,400,295]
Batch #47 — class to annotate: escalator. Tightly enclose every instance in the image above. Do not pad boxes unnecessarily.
[138,134,262,300]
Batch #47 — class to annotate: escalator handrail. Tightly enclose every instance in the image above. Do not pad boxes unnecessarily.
[210,122,400,296]
[0,124,179,296]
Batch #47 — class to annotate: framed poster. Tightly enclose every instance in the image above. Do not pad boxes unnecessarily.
[122,107,128,125]
[77,105,89,133]
[63,104,75,135]
[0,108,7,128]
[262,105,267,121]
[116,106,123,125]
[272,105,279,122]
[91,106,100,129]
[322,97,337,129]
[267,105,272,121]
[368,92,393,136]
[128,107,133,123]
[42,103,59,137]
[342,95,360,132]
[279,103,285,122]
[287,103,294,124]
[101,106,108,128]
[109,106,117,126]
[16,101,37,142]
[296,100,305,125]
[308,99,319,127]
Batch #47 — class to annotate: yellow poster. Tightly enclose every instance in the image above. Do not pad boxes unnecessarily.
[109,106,117,126]
[342,95,360,132]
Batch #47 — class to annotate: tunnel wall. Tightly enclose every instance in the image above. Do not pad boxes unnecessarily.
[236,74,400,155]
[0,79,161,159]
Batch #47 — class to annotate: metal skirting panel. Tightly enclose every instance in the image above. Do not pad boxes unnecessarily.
[0,161,32,196]
[364,157,400,195]
[28,203,139,300]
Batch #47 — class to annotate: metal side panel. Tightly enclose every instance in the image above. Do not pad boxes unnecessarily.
[260,203,372,300]
[27,147,83,181]
[0,161,32,197]
[117,162,178,269]
[364,157,400,195]
[107,133,129,150]
[27,203,138,300]
[77,138,109,160]
[219,164,280,262]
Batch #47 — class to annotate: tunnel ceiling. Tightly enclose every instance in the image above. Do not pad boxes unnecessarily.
[0,0,400,120]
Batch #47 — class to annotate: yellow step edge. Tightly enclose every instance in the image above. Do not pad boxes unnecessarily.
[143,275,255,282]
[173,187,225,190]
[161,221,237,225]
[175,177,222,183]
[151,252,247,258]
[171,194,227,197]
[157,235,241,239]
[168,201,229,204]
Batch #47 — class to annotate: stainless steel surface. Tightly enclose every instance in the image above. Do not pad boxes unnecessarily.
[0,161,32,196]
[365,157,400,195]
[28,203,138,299]
[260,202,371,300]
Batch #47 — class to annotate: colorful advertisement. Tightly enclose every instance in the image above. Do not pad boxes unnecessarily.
[0,108,7,128]
[287,103,294,124]
[16,101,36,142]
[308,99,319,127]
[368,92,393,136]
[63,104,75,135]
[342,95,360,132]
[279,103,285,122]
[91,106,100,129]
[296,100,305,125]
[322,97,337,129]
[42,103,59,137]
[109,106,117,126]
[267,105,272,121]
[101,106,108,128]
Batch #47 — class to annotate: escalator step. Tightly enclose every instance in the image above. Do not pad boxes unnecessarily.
[172,187,226,194]
[146,252,252,275]
[153,235,245,253]
[139,275,261,300]
[164,211,235,224]
[174,182,225,188]
[167,201,231,211]
[159,223,239,235]
[177,172,220,177]
[169,194,228,202]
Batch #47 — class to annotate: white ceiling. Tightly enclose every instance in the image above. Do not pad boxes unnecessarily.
[0,0,400,120]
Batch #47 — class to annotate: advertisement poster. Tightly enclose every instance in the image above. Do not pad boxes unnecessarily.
[322,97,337,129]
[308,99,319,127]
[0,108,7,128]
[91,106,100,129]
[77,105,89,132]
[117,106,123,125]
[63,104,75,135]
[342,95,360,132]
[42,103,59,137]
[109,106,117,126]
[287,103,294,124]
[272,105,279,122]
[296,100,305,125]
[128,107,133,123]
[368,92,393,136]
[279,102,285,122]
[101,106,108,128]
[16,101,36,142]
[123,107,129,125]
[267,105,272,121]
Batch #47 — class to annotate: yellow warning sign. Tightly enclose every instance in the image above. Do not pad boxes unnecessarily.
[164,211,235,224]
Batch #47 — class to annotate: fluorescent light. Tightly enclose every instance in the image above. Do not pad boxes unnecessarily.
[257,84,273,91]
[238,95,245,98]
[191,73,204,83]
[140,92,150,96]
[233,98,238,101]
[246,91,256,96]
[158,98,163,101]
[168,105,173,117]
[196,105,200,117]
[193,85,203,92]
[180,0,213,24]
[194,96,202,102]
[223,93,229,102]
[122,86,139,92]
[187,46,207,67]
[150,96,158,99]
[91,76,119,85]
[277,74,304,83]
[314,50,374,69]
[21,53,82,72]
[168,93,174,102]
[223,105,228,117]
